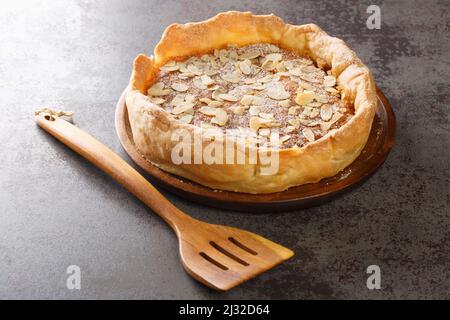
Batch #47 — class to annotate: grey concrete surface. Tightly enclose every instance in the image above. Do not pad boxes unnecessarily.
[0,0,449,299]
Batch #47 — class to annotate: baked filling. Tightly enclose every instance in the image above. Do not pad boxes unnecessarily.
[147,43,354,148]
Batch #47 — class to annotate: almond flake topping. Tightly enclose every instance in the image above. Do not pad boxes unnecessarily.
[264,53,282,62]
[171,83,189,92]
[302,128,315,142]
[209,100,223,108]
[285,126,296,133]
[324,75,336,87]
[148,96,165,105]
[199,106,218,116]
[288,106,299,115]
[218,93,239,102]
[230,106,246,115]
[187,64,202,76]
[160,64,180,72]
[221,72,241,83]
[279,100,290,108]
[152,43,352,148]
[320,104,333,121]
[239,50,261,60]
[200,74,214,86]
[266,83,291,100]
[295,90,315,105]
[238,59,253,75]
[211,109,228,126]
[179,114,193,124]
[320,112,343,131]
[172,102,194,115]
[148,82,171,96]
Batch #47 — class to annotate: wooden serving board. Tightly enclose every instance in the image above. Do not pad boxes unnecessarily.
[115,87,395,212]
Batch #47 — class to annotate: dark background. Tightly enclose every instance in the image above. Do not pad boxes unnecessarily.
[0,0,448,299]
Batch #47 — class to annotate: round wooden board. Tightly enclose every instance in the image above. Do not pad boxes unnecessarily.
[115,87,396,212]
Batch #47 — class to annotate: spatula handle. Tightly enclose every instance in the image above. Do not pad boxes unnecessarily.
[35,114,192,233]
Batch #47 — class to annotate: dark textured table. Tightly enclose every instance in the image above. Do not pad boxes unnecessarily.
[1,0,448,299]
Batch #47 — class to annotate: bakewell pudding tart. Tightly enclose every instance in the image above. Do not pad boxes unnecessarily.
[125,12,377,193]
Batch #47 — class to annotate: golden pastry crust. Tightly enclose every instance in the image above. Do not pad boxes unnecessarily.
[126,11,377,193]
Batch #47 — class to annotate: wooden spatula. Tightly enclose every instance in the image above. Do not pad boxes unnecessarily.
[35,111,294,291]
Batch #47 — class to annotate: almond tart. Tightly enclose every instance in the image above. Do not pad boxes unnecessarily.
[125,11,377,194]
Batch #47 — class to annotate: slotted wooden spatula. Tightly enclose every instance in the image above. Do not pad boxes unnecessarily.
[35,111,294,291]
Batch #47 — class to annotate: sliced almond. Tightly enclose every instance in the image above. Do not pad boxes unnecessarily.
[249,117,263,131]
[207,85,220,91]
[301,65,318,73]
[323,75,336,87]
[279,100,290,108]
[280,135,291,143]
[307,102,323,108]
[178,72,195,79]
[160,65,180,72]
[302,128,315,142]
[261,60,275,71]
[288,118,300,129]
[221,72,241,83]
[230,105,246,115]
[187,64,202,76]
[250,83,265,91]
[307,121,320,127]
[199,97,212,105]
[171,83,189,92]
[295,90,315,105]
[264,53,282,62]
[148,82,171,96]
[288,106,299,115]
[211,109,228,126]
[289,68,302,77]
[326,87,340,94]
[199,106,217,116]
[315,93,329,103]
[244,77,257,84]
[320,104,333,121]
[284,126,296,133]
[266,83,290,100]
[208,100,223,108]
[268,44,280,52]
[200,74,214,86]
[218,93,239,102]
[211,90,224,102]
[179,114,193,124]
[239,50,261,60]
[238,59,252,75]
[320,112,343,131]
[298,81,316,91]
[148,97,165,105]
[258,75,273,83]
[299,73,320,83]
[251,96,265,105]
[172,102,194,115]
[193,77,207,89]
[240,94,254,106]
[309,109,319,118]
[170,94,186,107]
